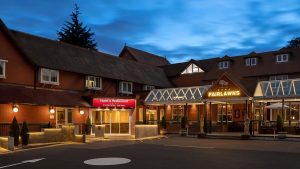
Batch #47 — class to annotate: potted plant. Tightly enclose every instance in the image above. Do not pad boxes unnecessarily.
[179,116,187,136]
[160,116,167,135]
[9,116,20,146]
[20,121,29,146]
[85,117,92,135]
[277,115,287,139]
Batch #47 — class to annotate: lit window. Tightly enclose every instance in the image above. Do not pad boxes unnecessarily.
[217,104,233,122]
[86,76,102,90]
[276,54,289,63]
[143,85,155,91]
[40,68,59,85]
[181,63,204,74]
[246,58,257,66]
[172,105,184,121]
[219,61,230,69]
[119,81,133,94]
[0,59,8,78]
[270,75,288,88]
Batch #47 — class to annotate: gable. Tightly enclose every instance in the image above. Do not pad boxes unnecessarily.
[204,73,249,99]
[181,63,204,74]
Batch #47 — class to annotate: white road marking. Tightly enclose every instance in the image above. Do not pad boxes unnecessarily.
[0,158,45,169]
[165,145,215,149]
[84,157,131,166]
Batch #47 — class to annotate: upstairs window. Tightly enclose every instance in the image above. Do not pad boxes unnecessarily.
[219,61,230,69]
[0,59,7,78]
[119,81,133,94]
[86,76,102,90]
[276,54,289,63]
[270,75,288,88]
[245,58,257,66]
[40,68,59,85]
[181,63,204,74]
[143,85,155,91]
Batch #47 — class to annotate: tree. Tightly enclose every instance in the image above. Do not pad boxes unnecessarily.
[20,121,29,146]
[286,37,300,48]
[57,4,97,50]
[276,115,284,132]
[85,116,92,135]
[9,116,20,146]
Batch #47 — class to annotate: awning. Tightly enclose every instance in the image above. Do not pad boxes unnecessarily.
[0,85,90,107]
[144,85,211,105]
[265,103,289,109]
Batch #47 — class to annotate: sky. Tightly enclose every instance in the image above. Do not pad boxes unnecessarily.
[0,0,300,63]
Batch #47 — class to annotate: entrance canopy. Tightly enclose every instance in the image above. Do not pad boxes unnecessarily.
[265,103,289,109]
[254,78,300,99]
[144,85,211,105]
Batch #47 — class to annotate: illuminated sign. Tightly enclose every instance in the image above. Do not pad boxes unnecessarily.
[172,96,184,100]
[208,89,240,97]
[92,98,136,108]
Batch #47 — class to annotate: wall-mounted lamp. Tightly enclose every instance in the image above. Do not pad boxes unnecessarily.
[79,108,85,115]
[12,104,19,113]
[105,107,109,111]
[121,107,125,111]
[49,106,55,114]
[292,116,295,120]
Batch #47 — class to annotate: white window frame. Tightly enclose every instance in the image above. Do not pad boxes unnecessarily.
[0,59,8,78]
[270,75,288,88]
[143,85,155,91]
[246,58,257,66]
[119,81,133,94]
[219,61,230,69]
[276,54,289,63]
[181,63,204,74]
[86,76,102,90]
[40,68,59,85]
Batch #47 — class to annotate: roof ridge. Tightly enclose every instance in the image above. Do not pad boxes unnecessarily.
[126,45,168,61]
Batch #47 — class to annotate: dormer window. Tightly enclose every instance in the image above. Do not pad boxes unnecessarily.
[39,68,59,85]
[0,59,8,78]
[119,81,133,94]
[219,61,229,69]
[276,54,289,63]
[181,63,204,74]
[86,76,102,90]
[143,85,155,91]
[245,58,257,66]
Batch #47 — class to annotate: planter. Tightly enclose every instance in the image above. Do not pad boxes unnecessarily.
[278,132,287,139]
[160,129,167,135]
[179,129,187,136]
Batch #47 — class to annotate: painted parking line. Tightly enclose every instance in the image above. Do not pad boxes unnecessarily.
[164,145,215,149]
[0,158,45,169]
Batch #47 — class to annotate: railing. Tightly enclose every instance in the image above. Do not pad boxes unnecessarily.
[0,123,49,136]
[255,78,300,98]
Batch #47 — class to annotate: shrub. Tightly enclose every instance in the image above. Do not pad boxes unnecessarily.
[203,116,208,134]
[277,115,284,132]
[161,116,167,129]
[181,116,187,129]
[9,116,20,146]
[20,121,29,146]
[85,117,92,135]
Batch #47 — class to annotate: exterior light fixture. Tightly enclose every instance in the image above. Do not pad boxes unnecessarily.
[121,107,125,111]
[12,104,19,113]
[292,116,295,120]
[79,108,84,115]
[105,107,109,111]
[112,107,117,111]
[49,106,55,114]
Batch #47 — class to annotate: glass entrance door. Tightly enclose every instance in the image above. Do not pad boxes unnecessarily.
[101,109,130,134]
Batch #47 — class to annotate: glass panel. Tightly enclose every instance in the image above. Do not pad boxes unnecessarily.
[103,111,111,133]
[120,110,129,133]
[92,111,101,124]
[67,109,73,123]
[0,62,3,76]
[50,71,58,82]
[172,105,184,121]
[42,69,50,81]
[57,108,65,124]
[146,109,157,124]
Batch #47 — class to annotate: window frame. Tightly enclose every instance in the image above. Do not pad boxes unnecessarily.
[246,57,257,66]
[40,68,59,85]
[181,63,204,74]
[86,76,102,90]
[119,81,133,94]
[0,59,8,78]
[219,61,230,69]
[276,54,289,63]
[172,105,185,121]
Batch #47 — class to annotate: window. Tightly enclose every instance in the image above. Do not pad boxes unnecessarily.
[57,108,73,126]
[119,81,133,94]
[143,85,155,91]
[270,75,288,88]
[245,58,257,66]
[217,104,233,122]
[40,68,59,85]
[172,105,184,121]
[0,59,7,78]
[219,61,230,69]
[276,54,289,63]
[86,76,102,90]
[181,63,204,74]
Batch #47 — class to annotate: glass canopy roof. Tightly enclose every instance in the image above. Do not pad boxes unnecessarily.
[144,85,211,105]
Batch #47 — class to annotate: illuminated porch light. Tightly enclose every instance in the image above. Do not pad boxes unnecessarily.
[79,109,84,115]
[105,107,109,111]
[12,104,19,113]
[112,107,117,111]
[49,106,55,114]
[292,116,295,120]
[121,107,125,111]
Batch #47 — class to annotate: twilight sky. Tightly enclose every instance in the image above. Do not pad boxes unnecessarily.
[1,0,300,63]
